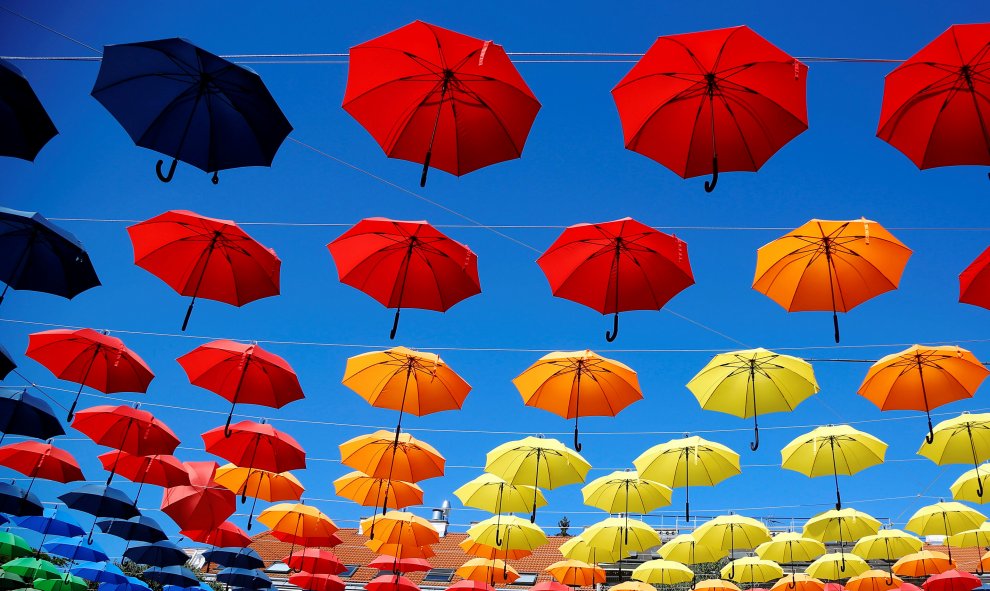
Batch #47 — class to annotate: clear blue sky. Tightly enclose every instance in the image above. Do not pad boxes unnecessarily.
[1,0,990,560]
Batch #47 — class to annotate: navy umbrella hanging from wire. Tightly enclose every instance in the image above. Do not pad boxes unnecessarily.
[91,38,293,184]
[0,388,65,443]
[0,58,57,162]
[0,346,15,380]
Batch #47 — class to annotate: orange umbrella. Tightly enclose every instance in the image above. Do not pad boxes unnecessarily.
[893,551,955,578]
[753,218,911,342]
[365,539,436,559]
[459,538,533,561]
[213,464,303,530]
[858,345,989,443]
[339,431,445,482]
[546,560,606,586]
[456,559,519,585]
[360,510,439,546]
[513,350,642,451]
[334,471,423,510]
[771,574,824,591]
[846,570,902,591]
[257,503,337,556]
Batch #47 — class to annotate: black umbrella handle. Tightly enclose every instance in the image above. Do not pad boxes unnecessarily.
[833,312,840,343]
[390,308,401,340]
[420,152,432,188]
[156,159,178,183]
[704,156,719,193]
[605,313,619,342]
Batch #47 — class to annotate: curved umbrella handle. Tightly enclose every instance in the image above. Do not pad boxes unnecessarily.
[704,156,719,193]
[390,309,401,340]
[750,423,759,451]
[156,159,178,183]
[925,417,935,444]
[224,407,235,438]
[605,313,619,342]
[978,476,985,498]
[574,425,582,452]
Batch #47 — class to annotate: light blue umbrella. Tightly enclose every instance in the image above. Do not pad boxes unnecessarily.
[99,575,150,591]
[69,562,127,585]
[42,537,108,563]
[15,509,84,539]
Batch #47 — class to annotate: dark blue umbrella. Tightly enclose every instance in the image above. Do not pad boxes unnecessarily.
[202,547,263,570]
[0,208,100,305]
[15,508,85,538]
[42,536,108,563]
[0,346,15,380]
[0,513,9,526]
[58,485,139,543]
[91,38,292,184]
[0,388,65,443]
[0,59,57,162]
[95,516,166,543]
[122,541,188,567]
[70,562,127,585]
[99,576,150,591]
[0,482,42,517]
[215,569,270,590]
[142,566,199,588]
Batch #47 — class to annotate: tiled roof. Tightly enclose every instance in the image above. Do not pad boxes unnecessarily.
[922,544,983,574]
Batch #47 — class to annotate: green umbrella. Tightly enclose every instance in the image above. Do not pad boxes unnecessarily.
[0,570,27,591]
[35,575,85,591]
[0,535,32,562]
[1,559,61,582]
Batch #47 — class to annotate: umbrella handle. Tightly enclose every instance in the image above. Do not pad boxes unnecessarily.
[390,308,401,340]
[605,313,619,342]
[574,425,582,453]
[750,422,759,451]
[979,476,985,498]
[704,156,718,193]
[212,171,219,185]
[925,417,935,444]
[156,158,178,183]
[420,152,432,187]
[66,394,80,423]
[833,312,840,343]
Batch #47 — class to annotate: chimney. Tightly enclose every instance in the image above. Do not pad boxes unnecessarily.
[429,500,450,537]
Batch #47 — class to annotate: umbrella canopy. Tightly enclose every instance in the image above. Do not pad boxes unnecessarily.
[950,462,990,503]
[753,219,911,342]
[97,516,166,543]
[360,511,438,546]
[806,554,870,581]
[454,473,544,515]
[721,558,783,584]
[257,503,337,550]
[513,350,642,451]
[204,547,264,570]
[771,574,825,591]
[69,562,127,585]
[3,558,60,581]
[756,532,827,564]
[859,345,989,444]
[288,573,344,591]
[59,485,138,519]
[0,208,99,306]
[0,389,64,441]
[456,558,518,584]
[536,217,694,341]
[634,435,741,520]
[328,218,481,338]
[16,509,84,538]
[343,20,540,186]
[160,461,236,531]
[781,425,887,509]
[365,574,418,591]
[923,570,981,591]
[0,441,84,484]
[92,38,292,182]
[180,521,250,548]
[127,210,281,331]
[214,465,304,528]
[612,25,807,191]
[893,552,956,577]
[72,405,179,458]
[366,556,430,574]
[905,502,986,561]
[698,580,743,591]
[42,537,108,562]
[695,514,772,554]
[0,347,13,381]
[545,560,604,586]
[141,566,199,588]
[466,514,547,552]
[659,534,728,564]
[177,340,303,433]
[803,509,882,543]
[123,541,188,567]
[581,470,672,515]
[484,436,590,522]
[339,430,445,483]
[449,582,496,591]
[334,471,423,510]
[36,574,87,591]
[365,540,433,560]
[852,529,922,561]
[583,517,662,567]
[631,559,694,585]
[0,533,32,562]
[0,59,57,161]
[846,570,902,591]
[960,246,990,311]
[920,413,990,499]
[687,348,818,450]
[949,521,990,547]
[0,482,42,516]
[216,568,270,589]
[203,420,305,473]
[460,538,533,562]
[611,583,656,591]
[877,24,990,173]
[0,569,25,591]
[284,549,344,575]
[26,330,154,421]
[97,452,189,504]
[100,577,149,591]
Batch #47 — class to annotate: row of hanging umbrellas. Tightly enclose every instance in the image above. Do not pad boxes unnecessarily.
[4,23,989,188]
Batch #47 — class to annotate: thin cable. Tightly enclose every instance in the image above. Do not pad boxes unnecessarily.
[663,308,750,348]
[0,5,101,54]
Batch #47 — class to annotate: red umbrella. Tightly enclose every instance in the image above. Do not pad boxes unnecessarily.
[530,583,570,591]
[537,217,694,341]
[0,441,84,493]
[343,20,540,187]
[97,451,189,503]
[284,549,345,575]
[612,25,808,192]
[26,329,154,420]
[960,245,990,310]
[877,24,990,176]
[202,420,305,475]
[126,210,281,331]
[177,341,303,435]
[289,573,345,591]
[923,570,981,591]
[328,218,481,339]
[449,582,496,591]
[72,405,180,485]
[180,520,251,547]
[160,461,235,530]
[367,556,431,574]
[366,574,419,591]
[823,585,846,591]
[272,530,342,547]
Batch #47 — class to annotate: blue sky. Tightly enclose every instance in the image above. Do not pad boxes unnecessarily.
[2,0,990,560]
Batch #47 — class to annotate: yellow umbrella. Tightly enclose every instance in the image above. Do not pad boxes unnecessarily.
[948,521,990,547]
[584,517,663,579]
[454,473,547,515]
[720,557,783,584]
[696,580,741,591]
[455,558,518,585]
[631,559,694,585]
[359,510,439,546]
[513,350,643,451]
[581,470,672,514]
[906,501,986,561]
[695,514,771,552]
[803,509,881,542]
[846,570,901,591]
[781,424,887,510]
[213,463,303,530]
[891,551,955,577]
[805,553,869,580]
[950,463,990,504]
[920,413,990,500]
[756,532,826,564]
[484,436,590,522]
[687,348,819,450]
[466,514,547,552]
[333,471,423,509]
[852,529,922,561]
[634,435,741,520]
[659,533,728,564]
[545,560,605,586]
[558,534,620,564]
[771,574,825,591]
[611,582,655,591]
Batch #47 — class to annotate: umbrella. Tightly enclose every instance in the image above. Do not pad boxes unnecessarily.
[456,558,518,585]
[59,485,139,542]
[179,521,250,548]
[453,473,544,516]
[611,583,656,591]
[806,554,869,581]
[513,350,643,450]
[583,517,662,578]
[771,574,825,591]
[38,574,88,591]
[0,389,63,442]
[257,503,337,554]
[0,348,13,381]
[96,516,166,543]
[339,430,445,483]
[74,405,180,485]
[203,421,305,473]
[0,442,84,489]
[905,502,986,561]
[366,556,429,575]
[449,582,495,591]
[360,511,438,546]
[949,521,990,548]
[16,509,84,539]
[853,529,922,578]
[287,573,344,591]
[920,413,990,498]
[722,558,783,584]
[284,549,343,575]
[127,211,281,331]
[97,452,189,504]
[803,509,881,571]
[960,246,990,311]
[140,566,199,588]
[893,552,955,577]
[753,219,911,342]
[698,581,743,591]
[757,532,826,565]
[484,436,590,521]
[343,20,540,186]
[695,515,771,576]
[846,571,902,591]
[634,435,741,520]
[781,425,887,509]
[859,346,989,444]
[364,540,432,560]
[687,349,818,450]
[99,576,149,591]
[923,570,981,591]
[0,533,31,562]
[26,330,154,421]
[460,537,533,561]
[0,59,57,161]
[466,514,547,554]
[42,537,108,562]
[214,464,303,529]
[365,575,418,591]
[0,570,25,591]
[0,482,42,516]
[581,470,671,544]
[177,340,303,434]
[328,218,481,338]
[2,558,60,581]
[92,37,292,183]
[536,217,694,341]
[216,568,270,589]
[334,471,423,511]
[160,461,235,531]
[877,24,990,175]
[122,541,188,567]
[631,559,694,585]
[545,560,604,586]
[0,208,99,306]
[203,547,263,570]
[659,534,728,565]
[69,562,127,585]
[612,25,807,191]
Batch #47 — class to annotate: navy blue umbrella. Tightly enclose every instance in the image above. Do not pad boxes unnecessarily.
[0,388,65,442]
[15,508,85,538]
[0,208,100,305]
[142,566,200,588]
[0,346,15,380]
[42,536,109,562]
[202,547,263,570]
[123,541,188,567]
[216,568,270,589]
[59,485,139,542]
[0,59,57,162]
[91,38,292,184]
[0,482,42,516]
[96,515,166,543]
